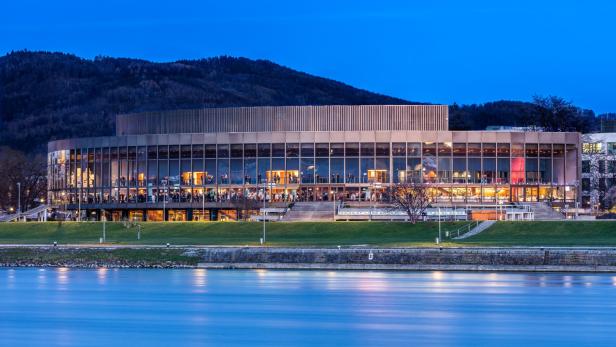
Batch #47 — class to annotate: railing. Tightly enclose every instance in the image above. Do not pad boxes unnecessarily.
[443,221,481,239]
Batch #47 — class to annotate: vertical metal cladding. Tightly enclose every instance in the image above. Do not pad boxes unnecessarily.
[115,105,449,135]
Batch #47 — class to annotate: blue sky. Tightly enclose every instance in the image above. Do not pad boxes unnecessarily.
[1,0,615,113]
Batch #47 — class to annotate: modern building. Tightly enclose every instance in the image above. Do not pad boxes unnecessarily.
[48,105,581,221]
[581,133,616,210]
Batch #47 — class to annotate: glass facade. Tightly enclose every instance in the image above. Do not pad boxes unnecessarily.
[49,141,579,214]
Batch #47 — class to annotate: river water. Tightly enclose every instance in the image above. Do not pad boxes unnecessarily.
[1,269,615,346]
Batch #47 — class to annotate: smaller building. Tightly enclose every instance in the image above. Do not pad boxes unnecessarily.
[581,133,616,210]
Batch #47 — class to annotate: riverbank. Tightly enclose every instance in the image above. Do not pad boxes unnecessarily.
[3,246,616,272]
[1,221,616,246]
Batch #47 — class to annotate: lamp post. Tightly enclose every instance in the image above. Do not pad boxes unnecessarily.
[438,206,442,243]
[77,181,81,222]
[162,180,168,221]
[101,209,106,243]
[17,182,21,215]
[262,178,267,244]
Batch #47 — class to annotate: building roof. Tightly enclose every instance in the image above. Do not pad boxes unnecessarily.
[115,105,449,135]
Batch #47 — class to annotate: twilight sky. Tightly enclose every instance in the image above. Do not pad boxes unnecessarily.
[1,0,615,113]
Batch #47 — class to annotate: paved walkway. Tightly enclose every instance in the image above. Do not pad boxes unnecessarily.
[454,220,496,240]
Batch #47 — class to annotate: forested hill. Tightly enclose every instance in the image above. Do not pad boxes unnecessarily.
[0,51,603,155]
[0,51,413,153]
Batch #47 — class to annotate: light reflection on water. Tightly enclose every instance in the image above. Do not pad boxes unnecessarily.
[1,269,616,346]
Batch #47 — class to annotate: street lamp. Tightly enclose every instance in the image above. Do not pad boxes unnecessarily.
[17,182,21,215]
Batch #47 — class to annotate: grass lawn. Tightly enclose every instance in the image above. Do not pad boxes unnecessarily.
[0,221,468,247]
[1,221,615,247]
[459,221,616,246]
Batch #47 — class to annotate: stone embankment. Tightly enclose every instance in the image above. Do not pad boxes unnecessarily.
[2,246,616,272]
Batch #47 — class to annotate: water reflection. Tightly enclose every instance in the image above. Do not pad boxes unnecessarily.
[97,267,108,285]
[1,269,616,347]
[56,267,69,286]
[192,268,207,292]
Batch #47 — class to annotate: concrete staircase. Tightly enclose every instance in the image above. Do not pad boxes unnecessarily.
[454,220,496,240]
[525,202,565,220]
[282,202,335,221]
[0,204,49,222]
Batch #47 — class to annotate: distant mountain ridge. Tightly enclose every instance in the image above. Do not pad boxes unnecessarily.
[0,51,414,153]
[0,51,603,154]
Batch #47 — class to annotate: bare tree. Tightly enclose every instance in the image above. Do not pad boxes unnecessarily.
[0,147,47,211]
[604,186,616,212]
[581,135,607,213]
[389,181,430,224]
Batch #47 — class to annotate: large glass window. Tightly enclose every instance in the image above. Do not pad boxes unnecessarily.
[217,144,229,158]
[467,143,481,157]
[422,142,436,156]
[422,156,437,183]
[315,158,329,183]
[230,144,243,158]
[482,158,496,183]
[330,143,344,157]
[393,157,406,183]
[360,158,374,183]
[286,143,299,157]
[301,143,314,157]
[169,145,179,159]
[482,143,496,157]
[345,158,359,183]
[407,143,421,157]
[169,159,180,185]
[468,158,481,184]
[244,144,256,158]
[539,144,552,157]
[158,157,168,186]
[375,143,390,157]
[497,158,510,184]
[539,158,552,184]
[407,158,422,183]
[271,158,285,184]
[158,145,168,159]
[257,158,269,183]
[374,158,389,183]
[205,159,216,184]
[526,158,538,183]
[272,143,285,157]
[453,143,466,157]
[180,159,191,185]
[330,158,344,183]
[205,145,216,158]
[438,157,452,183]
[511,157,525,183]
[286,157,299,184]
[230,159,243,184]
[360,143,374,157]
[438,142,452,157]
[453,158,466,183]
[525,144,538,157]
[392,143,406,156]
[345,143,359,156]
[244,159,257,184]
[147,158,157,187]
[300,158,314,184]
[258,144,271,157]
[217,160,229,184]
[315,143,329,157]
[511,143,524,157]
[497,143,510,157]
